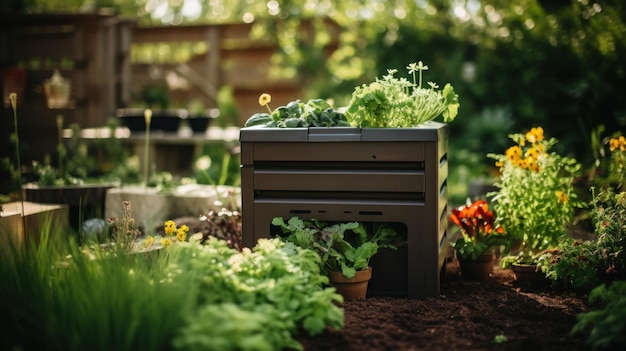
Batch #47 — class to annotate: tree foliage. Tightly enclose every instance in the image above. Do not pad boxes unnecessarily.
[9,0,626,167]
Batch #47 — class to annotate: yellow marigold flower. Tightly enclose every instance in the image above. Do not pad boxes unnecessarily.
[176,225,189,242]
[525,157,539,172]
[161,238,172,247]
[610,136,626,152]
[495,161,504,168]
[144,235,154,248]
[164,220,176,235]
[517,158,529,170]
[505,146,523,162]
[525,146,541,160]
[556,191,569,204]
[526,127,544,144]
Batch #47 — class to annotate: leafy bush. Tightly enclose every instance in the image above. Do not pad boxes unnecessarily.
[0,218,343,351]
[488,127,583,263]
[537,189,626,291]
[537,239,601,292]
[572,281,626,350]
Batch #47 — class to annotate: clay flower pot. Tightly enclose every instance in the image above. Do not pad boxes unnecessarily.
[329,266,373,301]
[458,251,495,281]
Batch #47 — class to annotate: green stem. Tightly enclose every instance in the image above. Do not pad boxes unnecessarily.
[9,93,26,230]
[56,115,64,180]
[143,109,152,192]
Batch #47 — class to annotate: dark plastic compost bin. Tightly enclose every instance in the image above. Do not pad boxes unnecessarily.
[239,121,449,299]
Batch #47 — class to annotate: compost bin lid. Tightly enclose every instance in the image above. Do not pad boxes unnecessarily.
[239,121,448,142]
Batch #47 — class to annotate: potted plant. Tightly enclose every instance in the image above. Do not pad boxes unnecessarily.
[487,126,584,279]
[17,113,124,234]
[449,199,506,280]
[271,216,402,300]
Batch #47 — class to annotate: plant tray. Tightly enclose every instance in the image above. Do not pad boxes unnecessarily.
[239,121,449,299]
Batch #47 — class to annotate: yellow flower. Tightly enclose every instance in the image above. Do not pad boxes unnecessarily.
[258,93,272,113]
[144,235,154,248]
[517,158,529,170]
[161,238,172,247]
[526,157,540,172]
[609,136,626,152]
[556,191,569,204]
[526,126,544,144]
[259,93,271,106]
[176,225,189,242]
[505,146,523,162]
[164,220,176,235]
[525,146,541,160]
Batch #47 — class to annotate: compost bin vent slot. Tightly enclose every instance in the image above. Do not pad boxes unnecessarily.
[439,153,447,168]
[254,161,425,171]
[254,190,426,201]
[289,209,311,214]
[439,231,447,250]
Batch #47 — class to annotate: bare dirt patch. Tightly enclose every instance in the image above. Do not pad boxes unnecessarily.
[297,258,591,351]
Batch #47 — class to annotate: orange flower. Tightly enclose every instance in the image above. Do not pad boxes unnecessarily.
[450,199,503,238]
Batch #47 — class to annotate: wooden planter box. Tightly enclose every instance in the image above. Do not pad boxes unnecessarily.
[239,121,449,298]
[1,201,69,249]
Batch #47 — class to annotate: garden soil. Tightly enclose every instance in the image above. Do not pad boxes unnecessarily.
[296,255,592,351]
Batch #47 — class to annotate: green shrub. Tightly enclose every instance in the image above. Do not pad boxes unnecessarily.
[572,281,626,350]
[0,218,343,351]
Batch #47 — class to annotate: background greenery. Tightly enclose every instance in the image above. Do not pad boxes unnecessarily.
[5,0,625,203]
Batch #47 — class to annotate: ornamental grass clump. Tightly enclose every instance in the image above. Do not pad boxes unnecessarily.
[488,127,583,265]
[450,199,507,260]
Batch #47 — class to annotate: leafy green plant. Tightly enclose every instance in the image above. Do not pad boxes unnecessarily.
[488,126,584,266]
[536,188,626,291]
[245,94,349,128]
[344,61,459,128]
[536,239,601,292]
[170,238,344,351]
[30,117,141,187]
[0,215,343,351]
[589,188,626,281]
[572,281,626,350]
[450,199,507,260]
[271,216,403,278]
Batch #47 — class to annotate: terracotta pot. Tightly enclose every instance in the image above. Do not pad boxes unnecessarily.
[329,266,372,301]
[458,251,495,281]
[512,263,548,287]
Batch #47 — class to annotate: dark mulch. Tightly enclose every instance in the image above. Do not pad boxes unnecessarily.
[297,258,592,351]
